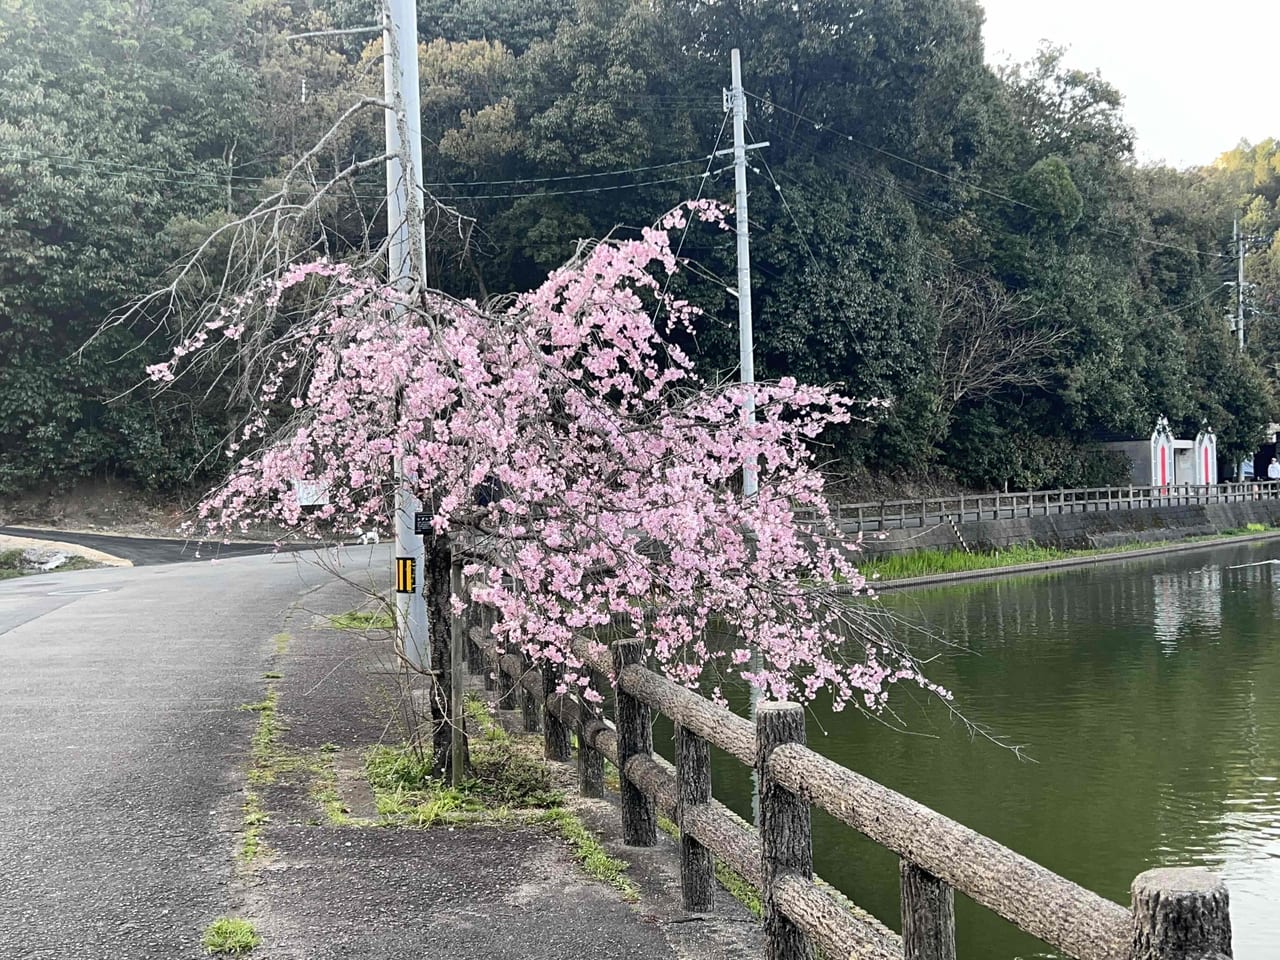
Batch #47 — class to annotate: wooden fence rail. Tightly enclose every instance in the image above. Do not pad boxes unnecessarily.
[465,619,1234,960]
[827,480,1280,532]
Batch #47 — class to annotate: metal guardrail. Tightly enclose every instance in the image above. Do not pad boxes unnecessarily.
[834,481,1280,532]
[461,603,1235,960]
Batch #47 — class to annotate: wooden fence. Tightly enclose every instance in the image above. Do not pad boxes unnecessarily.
[831,480,1280,532]
[459,592,1235,960]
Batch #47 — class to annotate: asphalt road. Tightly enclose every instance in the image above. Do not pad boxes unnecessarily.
[0,526,321,565]
[0,547,381,959]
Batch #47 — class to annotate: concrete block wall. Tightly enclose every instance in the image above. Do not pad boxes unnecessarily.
[861,499,1280,559]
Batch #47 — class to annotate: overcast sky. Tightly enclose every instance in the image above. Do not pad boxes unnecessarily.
[979,0,1278,169]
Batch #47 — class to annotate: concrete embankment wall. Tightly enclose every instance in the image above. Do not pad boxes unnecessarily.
[861,499,1280,558]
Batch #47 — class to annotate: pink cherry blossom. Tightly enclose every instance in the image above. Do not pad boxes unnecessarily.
[154,203,944,711]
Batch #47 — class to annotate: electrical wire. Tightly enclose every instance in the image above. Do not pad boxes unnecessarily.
[437,169,720,201]
[659,113,731,305]
[744,90,1234,261]
[0,147,722,194]
[757,120,1238,289]
[746,120,819,272]
[1128,284,1229,324]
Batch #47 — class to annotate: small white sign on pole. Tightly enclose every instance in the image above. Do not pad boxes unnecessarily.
[291,478,330,507]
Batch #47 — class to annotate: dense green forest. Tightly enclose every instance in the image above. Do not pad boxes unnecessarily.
[1,0,1277,495]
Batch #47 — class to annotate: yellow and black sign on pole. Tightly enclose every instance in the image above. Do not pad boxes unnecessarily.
[395,557,416,594]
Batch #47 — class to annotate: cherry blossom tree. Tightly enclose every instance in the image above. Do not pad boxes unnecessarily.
[149,202,944,776]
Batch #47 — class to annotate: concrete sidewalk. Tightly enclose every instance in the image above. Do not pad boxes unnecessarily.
[0,553,759,960]
[238,581,762,960]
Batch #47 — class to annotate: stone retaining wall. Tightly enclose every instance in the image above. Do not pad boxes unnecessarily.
[861,499,1280,558]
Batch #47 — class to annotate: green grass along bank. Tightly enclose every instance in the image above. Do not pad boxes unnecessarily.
[859,497,1280,580]
[862,525,1276,583]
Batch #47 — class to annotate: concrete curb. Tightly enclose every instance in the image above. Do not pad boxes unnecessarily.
[874,530,1280,592]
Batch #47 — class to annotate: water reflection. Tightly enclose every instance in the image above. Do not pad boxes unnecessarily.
[667,540,1280,959]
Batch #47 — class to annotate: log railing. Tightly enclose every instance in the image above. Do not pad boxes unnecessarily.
[464,616,1235,960]
[829,480,1280,532]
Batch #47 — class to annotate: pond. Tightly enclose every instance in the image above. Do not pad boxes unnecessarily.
[665,539,1280,958]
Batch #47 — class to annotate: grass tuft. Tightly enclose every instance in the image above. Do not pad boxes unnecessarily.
[240,690,281,768]
[202,917,260,955]
[465,692,509,743]
[328,609,393,630]
[239,791,267,863]
[538,807,639,901]
[364,698,562,827]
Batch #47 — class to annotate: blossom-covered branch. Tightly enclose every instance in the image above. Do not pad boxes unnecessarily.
[153,202,942,712]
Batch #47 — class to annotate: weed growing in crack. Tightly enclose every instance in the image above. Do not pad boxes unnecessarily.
[328,609,393,630]
[537,808,639,901]
[240,791,267,864]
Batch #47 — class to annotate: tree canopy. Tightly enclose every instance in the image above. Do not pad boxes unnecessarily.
[1,0,1275,495]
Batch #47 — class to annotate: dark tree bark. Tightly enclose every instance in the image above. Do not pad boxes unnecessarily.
[424,530,468,780]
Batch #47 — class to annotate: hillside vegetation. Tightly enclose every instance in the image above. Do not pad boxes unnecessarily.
[1,0,1276,494]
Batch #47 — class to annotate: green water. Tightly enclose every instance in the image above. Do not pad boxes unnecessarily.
[662,539,1280,959]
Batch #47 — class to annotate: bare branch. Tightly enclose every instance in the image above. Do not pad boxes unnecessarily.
[929,270,1070,432]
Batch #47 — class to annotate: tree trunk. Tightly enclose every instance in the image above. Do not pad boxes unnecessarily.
[424,531,468,780]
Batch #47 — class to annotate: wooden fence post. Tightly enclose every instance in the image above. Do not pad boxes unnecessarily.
[757,701,814,960]
[901,861,957,960]
[1130,867,1232,960]
[448,558,466,788]
[676,723,714,911]
[543,660,572,761]
[521,653,540,733]
[496,644,517,710]
[465,589,483,677]
[577,667,605,798]
[613,639,657,846]
[481,608,497,692]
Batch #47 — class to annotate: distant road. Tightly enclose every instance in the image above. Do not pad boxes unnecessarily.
[0,526,317,566]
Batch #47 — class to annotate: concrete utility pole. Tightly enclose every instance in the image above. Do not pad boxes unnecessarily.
[726,47,771,826]
[1235,215,1246,351]
[729,48,758,498]
[383,0,429,670]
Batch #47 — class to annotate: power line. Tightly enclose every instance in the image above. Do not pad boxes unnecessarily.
[746,120,818,272]
[0,147,718,191]
[1129,285,1228,325]
[756,120,1236,289]
[744,91,1233,262]
[660,113,731,305]
[0,148,723,202]
[437,170,721,201]
[423,156,714,189]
